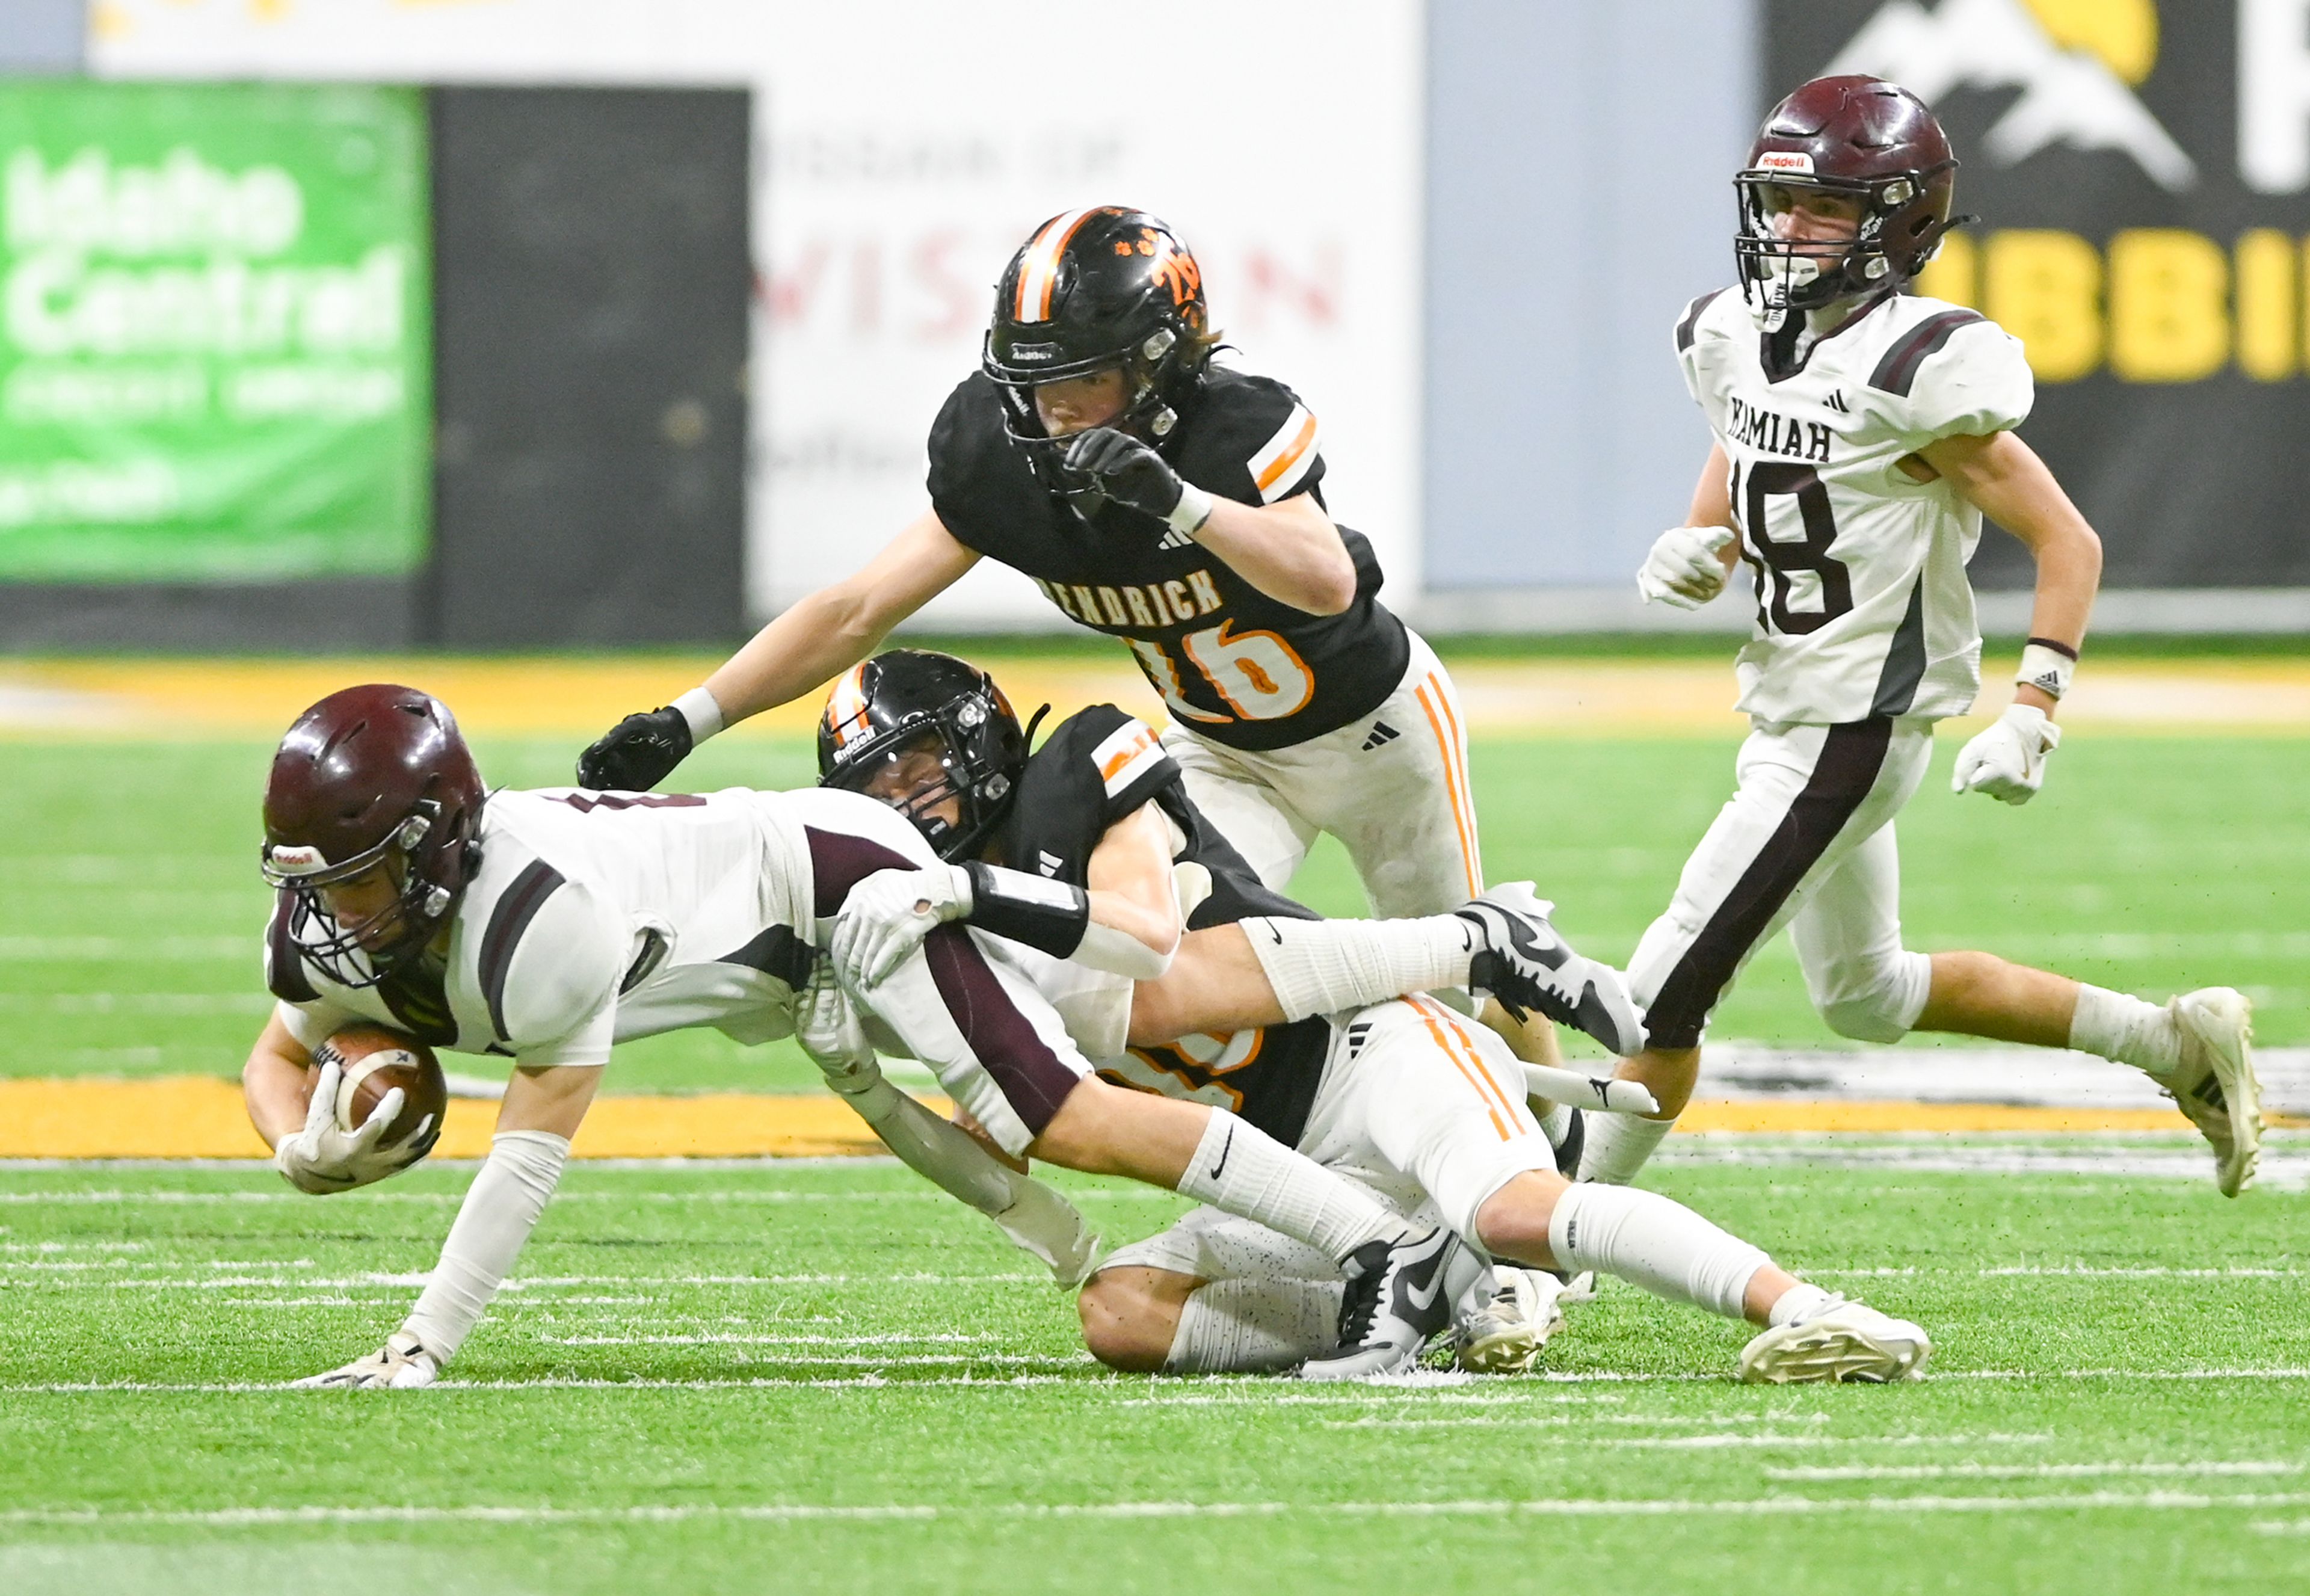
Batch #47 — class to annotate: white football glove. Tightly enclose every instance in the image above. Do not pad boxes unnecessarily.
[1951,703,2062,805]
[830,864,975,990]
[291,1329,442,1390]
[271,1059,428,1195]
[1636,525,1737,609]
[795,954,879,1091]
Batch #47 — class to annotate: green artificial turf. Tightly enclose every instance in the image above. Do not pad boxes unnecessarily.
[2,1149,2307,1594]
[2,729,2305,1084]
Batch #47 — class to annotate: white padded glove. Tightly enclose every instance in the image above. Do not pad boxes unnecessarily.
[795,954,879,1091]
[271,1059,425,1195]
[830,864,975,989]
[1636,525,1737,609]
[1951,703,2061,805]
[291,1328,442,1390]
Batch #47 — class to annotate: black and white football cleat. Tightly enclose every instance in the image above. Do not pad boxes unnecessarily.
[1455,882,1646,1055]
[1299,1224,1461,1381]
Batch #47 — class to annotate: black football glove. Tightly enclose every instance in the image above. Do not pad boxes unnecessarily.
[577,706,692,790]
[1062,427,1187,519]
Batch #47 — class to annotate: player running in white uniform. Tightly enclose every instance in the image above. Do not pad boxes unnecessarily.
[578,207,1495,949]
[818,654,1932,1382]
[1580,76,2261,1194]
[239,685,1504,1388]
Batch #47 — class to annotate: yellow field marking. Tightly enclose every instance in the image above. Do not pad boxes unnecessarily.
[2,1077,2285,1159]
[0,1077,925,1160]
[5,655,2305,741]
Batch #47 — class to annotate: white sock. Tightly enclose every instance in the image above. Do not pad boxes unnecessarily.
[1244,914,1474,1021]
[1577,1112,1677,1185]
[1174,1109,1402,1260]
[1165,1277,1342,1372]
[1545,1182,1769,1321]
[402,1129,570,1360]
[2069,984,2184,1079]
[1767,1283,1836,1327]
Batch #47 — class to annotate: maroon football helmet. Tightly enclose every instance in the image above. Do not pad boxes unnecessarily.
[1736,75,1965,325]
[260,685,486,987]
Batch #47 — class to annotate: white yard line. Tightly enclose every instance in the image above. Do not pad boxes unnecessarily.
[6,1491,2310,1527]
[1769,1462,2302,1481]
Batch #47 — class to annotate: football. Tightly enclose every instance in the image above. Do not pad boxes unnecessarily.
[305,1023,448,1152]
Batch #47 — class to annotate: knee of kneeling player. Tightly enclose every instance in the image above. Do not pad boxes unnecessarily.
[1814,964,1925,1044]
[1076,1270,1180,1372]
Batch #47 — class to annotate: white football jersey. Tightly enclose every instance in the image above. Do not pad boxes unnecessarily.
[266,786,934,1065]
[1676,287,2034,724]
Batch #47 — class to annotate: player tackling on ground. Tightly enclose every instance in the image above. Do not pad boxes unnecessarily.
[1581,75,2261,1194]
[818,652,1932,1382]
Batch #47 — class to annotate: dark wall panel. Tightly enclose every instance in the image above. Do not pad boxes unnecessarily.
[428,85,750,646]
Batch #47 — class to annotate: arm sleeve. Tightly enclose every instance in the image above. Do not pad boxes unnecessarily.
[496,881,626,1068]
[275,997,360,1055]
[1904,321,2035,442]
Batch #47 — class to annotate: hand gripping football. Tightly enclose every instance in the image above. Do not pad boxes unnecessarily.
[304,1024,448,1151]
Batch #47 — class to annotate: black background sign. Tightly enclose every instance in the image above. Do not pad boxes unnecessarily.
[1766,0,2310,588]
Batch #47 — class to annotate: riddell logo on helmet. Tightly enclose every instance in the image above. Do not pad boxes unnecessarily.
[1755,150,1816,174]
[265,843,328,875]
[1008,342,1058,363]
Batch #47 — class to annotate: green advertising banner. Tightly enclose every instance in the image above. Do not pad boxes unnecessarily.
[0,82,428,582]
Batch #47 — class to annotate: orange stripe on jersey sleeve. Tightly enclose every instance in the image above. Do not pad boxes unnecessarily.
[1252,410,1319,498]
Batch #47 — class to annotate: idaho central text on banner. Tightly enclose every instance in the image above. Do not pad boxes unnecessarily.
[1764,0,2310,590]
[0,81,429,582]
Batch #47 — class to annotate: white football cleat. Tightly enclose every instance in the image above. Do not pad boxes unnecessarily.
[291,1329,442,1390]
[1455,882,1646,1056]
[1739,1296,1931,1385]
[2164,987,2262,1198]
[1299,1225,1459,1381]
[1453,1266,1566,1375]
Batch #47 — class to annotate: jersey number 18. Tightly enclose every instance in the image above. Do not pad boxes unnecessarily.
[1736,460,1853,636]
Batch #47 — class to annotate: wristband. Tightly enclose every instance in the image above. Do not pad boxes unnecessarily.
[1167,482,1215,537]
[2015,639,2077,701]
[962,861,1090,959]
[673,686,725,743]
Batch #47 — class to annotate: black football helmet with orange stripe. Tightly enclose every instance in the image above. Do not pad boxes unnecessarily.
[1736,76,1965,329]
[983,206,1212,497]
[817,650,1041,862]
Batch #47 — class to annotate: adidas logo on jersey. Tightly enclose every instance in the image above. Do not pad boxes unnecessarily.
[1346,1020,1373,1058]
[1825,390,1850,414]
[1361,720,1400,751]
[1154,525,1197,551]
[1038,850,1064,877]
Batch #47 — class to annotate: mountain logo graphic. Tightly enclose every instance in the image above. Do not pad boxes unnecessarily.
[1822,0,2196,191]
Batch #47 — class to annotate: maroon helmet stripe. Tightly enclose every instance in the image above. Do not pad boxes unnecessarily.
[920,924,1082,1136]
[479,861,567,1043]
[1868,309,1983,398]
[1677,289,1727,353]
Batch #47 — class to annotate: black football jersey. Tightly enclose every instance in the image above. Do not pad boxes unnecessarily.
[991,703,1330,1145]
[926,367,1411,752]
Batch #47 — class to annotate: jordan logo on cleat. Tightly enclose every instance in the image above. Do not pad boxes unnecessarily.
[1360,721,1400,751]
